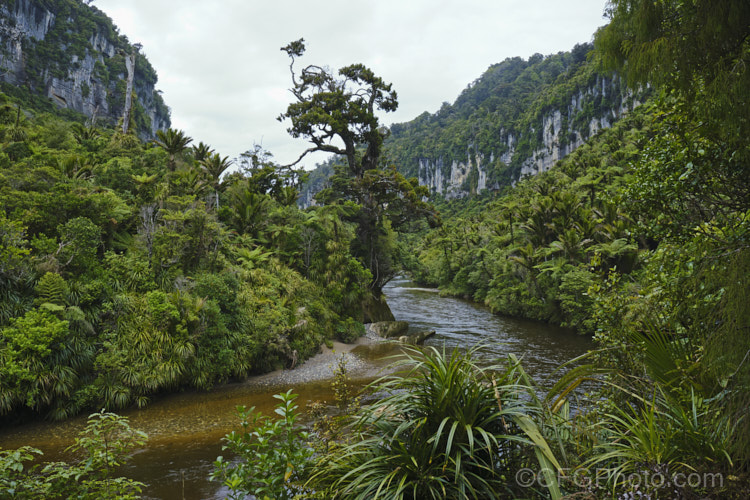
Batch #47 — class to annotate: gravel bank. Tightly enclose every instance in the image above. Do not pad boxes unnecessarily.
[248,335,390,388]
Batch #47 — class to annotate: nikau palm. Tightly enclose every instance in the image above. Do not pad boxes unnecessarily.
[191,141,214,163]
[200,152,233,208]
[155,128,193,171]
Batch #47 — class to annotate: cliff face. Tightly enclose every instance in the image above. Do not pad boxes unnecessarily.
[0,0,169,137]
[413,75,638,198]
[384,47,647,199]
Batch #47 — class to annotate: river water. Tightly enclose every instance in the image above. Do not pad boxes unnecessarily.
[0,278,591,499]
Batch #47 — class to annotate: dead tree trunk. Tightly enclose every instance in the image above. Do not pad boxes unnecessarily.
[122,45,139,134]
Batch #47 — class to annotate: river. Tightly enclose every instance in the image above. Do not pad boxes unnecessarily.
[0,278,591,499]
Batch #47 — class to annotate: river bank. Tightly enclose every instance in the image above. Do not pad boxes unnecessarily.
[0,334,399,446]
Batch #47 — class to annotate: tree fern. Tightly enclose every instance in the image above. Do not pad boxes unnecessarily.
[34,272,68,307]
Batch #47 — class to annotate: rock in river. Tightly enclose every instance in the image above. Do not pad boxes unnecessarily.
[365,320,409,338]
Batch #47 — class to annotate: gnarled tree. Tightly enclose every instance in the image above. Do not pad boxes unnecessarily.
[279,39,437,294]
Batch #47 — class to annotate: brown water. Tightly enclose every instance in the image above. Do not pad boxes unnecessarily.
[0,278,592,499]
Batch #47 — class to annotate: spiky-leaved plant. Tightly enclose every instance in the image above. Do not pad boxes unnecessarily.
[307,345,563,499]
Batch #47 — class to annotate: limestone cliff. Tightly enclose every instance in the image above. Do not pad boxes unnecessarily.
[0,0,169,138]
[386,46,646,199]
[414,76,639,198]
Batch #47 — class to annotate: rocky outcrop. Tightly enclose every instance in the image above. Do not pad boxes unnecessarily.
[0,0,169,138]
[396,329,435,345]
[365,322,435,345]
[518,82,636,178]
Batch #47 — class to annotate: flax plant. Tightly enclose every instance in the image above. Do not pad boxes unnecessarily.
[307,345,563,499]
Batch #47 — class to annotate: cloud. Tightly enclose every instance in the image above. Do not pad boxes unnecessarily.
[95,0,608,167]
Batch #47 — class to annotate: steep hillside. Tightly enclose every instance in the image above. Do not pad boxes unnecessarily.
[0,0,169,138]
[385,43,644,198]
[0,93,368,421]
[402,103,651,331]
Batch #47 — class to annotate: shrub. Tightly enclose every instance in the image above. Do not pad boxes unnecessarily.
[0,410,147,499]
[211,390,313,500]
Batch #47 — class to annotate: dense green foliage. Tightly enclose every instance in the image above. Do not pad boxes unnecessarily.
[306,346,563,499]
[0,91,369,421]
[387,1,750,497]
[596,0,750,147]
[3,0,749,497]
[396,91,749,497]
[586,2,750,490]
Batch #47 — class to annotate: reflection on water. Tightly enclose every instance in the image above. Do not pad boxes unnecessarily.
[0,278,591,499]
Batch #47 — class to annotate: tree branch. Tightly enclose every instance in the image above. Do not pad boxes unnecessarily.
[282,143,345,168]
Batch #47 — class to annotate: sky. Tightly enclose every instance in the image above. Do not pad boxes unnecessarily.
[94,0,609,169]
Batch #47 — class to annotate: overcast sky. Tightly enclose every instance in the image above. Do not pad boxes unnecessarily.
[94,0,609,168]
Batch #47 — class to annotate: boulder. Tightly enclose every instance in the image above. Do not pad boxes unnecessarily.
[400,329,435,345]
[365,321,409,339]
